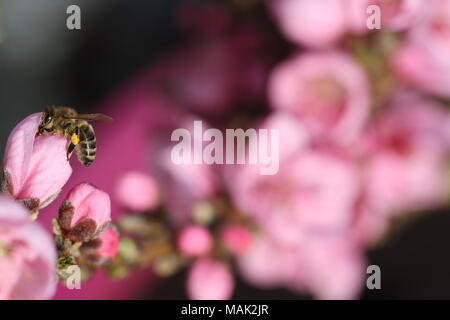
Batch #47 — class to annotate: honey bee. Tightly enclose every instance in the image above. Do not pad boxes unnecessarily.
[37,106,113,166]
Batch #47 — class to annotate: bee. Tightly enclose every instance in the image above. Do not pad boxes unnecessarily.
[37,106,113,166]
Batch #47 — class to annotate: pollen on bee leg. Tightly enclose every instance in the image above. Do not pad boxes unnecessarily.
[71,133,80,145]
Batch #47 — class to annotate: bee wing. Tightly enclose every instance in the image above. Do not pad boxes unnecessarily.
[67,113,113,122]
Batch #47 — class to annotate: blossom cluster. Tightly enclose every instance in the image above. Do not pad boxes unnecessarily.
[127,0,448,299]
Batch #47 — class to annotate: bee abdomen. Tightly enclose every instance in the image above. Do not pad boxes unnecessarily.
[77,123,97,166]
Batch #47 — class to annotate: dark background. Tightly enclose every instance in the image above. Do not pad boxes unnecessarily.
[1,0,450,300]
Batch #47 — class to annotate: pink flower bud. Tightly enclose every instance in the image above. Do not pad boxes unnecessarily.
[2,113,72,212]
[58,183,111,242]
[187,258,234,300]
[0,194,57,300]
[219,224,252,255]
[115,171,159,212]
[177,225,213,256]
[269,0,347,48]
[95,226,119,259]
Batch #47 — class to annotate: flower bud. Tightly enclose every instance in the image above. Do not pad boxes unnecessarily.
[0,194,57,299]
[115,171,159,212]
[177,224,213,256]
[219,224,252,255]
[95,226,119,259]
[80,225,119,266]
[58,183,111,242]
[187,258,234,300]
[2,113,72,214]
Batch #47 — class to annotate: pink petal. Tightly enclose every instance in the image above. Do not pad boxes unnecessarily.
[3,113,42,195]
[17,135,72,205]
[0,194,29,224]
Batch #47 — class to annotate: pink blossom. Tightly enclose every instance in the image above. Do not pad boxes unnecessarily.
[227,115,360,246]
[219,224,252,255]
[58,183,111,242]
[177,225,213,256]
[269,0,429,48]
[2,113,72,212]
[153,116,219,225]
[351,202,389,247]
[268,0,347,48]
[157,152,219,225]
[392,0,450,97]
[347,0,429,33]
[237,235,301,289]
[365,94,450,216]
[0,195,56,300]
[297,234,365,300]
[115,171,159,212]
[238,233,365,299]
[187,258,234,300]
[95,226,119,259]
[269,51,370,145]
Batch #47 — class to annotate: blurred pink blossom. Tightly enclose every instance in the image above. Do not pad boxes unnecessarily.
[269,0,429,47]
[237,235,300,289]
[269,51,370,145]
[95,226,119,259]
[157,151,219,225]
[227,113,360,246]
[238,233,365,299]
[2,113,72,211]
[392,0,450,97]
[58,183,111,242]
[152,116,219,225]
[187,258,234,300]
[115,171,159,212]
[0,195,56,300]
[268,0,347,48]
[177,225,213,257]
[219,224,252,256]
[365,94,450,216]
[296,234,365,300]
[351,201,389,247]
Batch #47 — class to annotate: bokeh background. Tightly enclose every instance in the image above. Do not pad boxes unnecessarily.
[1,0,450,299]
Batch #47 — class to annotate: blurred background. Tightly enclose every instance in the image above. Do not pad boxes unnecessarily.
[1,0,450,300]
[0,0,180,153]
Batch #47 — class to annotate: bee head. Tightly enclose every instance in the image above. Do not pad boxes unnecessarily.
[38,107,56,134]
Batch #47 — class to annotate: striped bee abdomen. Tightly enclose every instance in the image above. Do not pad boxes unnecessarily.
[76,122,97,166]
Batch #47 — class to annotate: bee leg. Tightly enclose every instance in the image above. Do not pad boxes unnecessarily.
[67,143,76,161]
